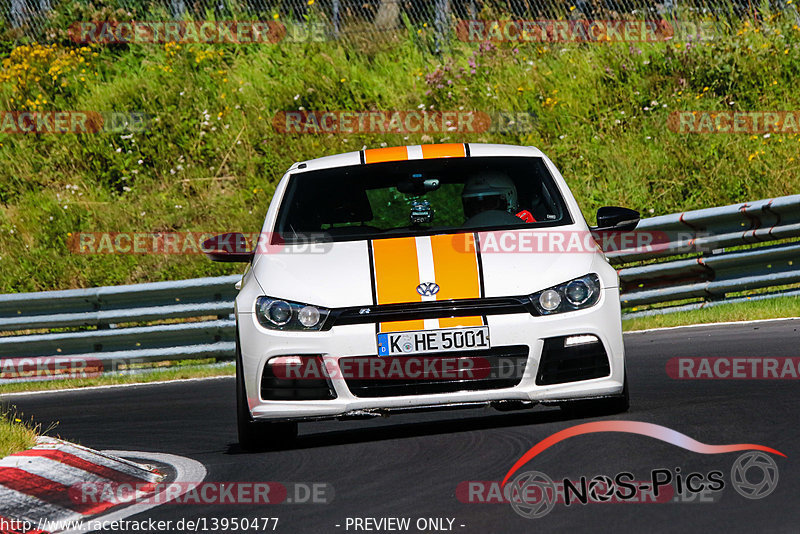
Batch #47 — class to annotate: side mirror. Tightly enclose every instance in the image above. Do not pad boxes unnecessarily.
[593,206,640,232]
[202,233,255,263]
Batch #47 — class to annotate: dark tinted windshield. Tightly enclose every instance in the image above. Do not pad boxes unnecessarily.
[275,156,571,243]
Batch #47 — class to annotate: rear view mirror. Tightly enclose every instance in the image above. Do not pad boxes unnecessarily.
[202,232,255,263]
[397,176,441,194]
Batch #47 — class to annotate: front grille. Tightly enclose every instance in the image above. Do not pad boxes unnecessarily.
[340,345,528,398]
[535,336,610,385]
[323,297,538,329]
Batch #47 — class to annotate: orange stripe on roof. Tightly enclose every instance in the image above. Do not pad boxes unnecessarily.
[430,233,484,328]
[421,143,466,159]
[364,146,409,164]
[372,237,424,332]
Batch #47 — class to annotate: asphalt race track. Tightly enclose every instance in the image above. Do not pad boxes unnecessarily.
[3,319,799,533]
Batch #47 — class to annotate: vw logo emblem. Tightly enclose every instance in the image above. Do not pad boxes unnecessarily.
[416,282,440,297]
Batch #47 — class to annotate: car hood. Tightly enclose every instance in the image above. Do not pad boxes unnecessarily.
[251,232,599,309]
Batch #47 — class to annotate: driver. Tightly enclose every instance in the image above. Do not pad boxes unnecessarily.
[461,173,536,222]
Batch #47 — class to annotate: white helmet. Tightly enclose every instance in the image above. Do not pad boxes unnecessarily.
[462,172,519,218]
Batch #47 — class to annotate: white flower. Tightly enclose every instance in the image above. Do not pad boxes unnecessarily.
[763,133,771,139]
[558,135,565,139]
[174,204,183,209]
[137,159,143,164]
[122,186,131,192]
[180,91,185,96]
[116,147,122,153]
[294,94,300,100]
[650,100,658,106]
[140,212,146,217]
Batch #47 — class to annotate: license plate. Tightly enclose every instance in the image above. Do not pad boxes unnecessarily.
[377,326,490,356]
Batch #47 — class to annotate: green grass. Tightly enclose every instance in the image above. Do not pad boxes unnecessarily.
[0,11,798,292]
[0,409,38,457]
[622,294,800,331]
[0,362,234,394]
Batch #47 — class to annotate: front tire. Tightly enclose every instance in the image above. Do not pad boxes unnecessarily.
[236,332,298,451]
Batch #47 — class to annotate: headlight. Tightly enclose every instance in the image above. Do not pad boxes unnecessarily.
[256,297,330,330]
[531,274,600,315]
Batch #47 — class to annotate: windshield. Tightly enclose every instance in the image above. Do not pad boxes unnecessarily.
[274,156,572,243]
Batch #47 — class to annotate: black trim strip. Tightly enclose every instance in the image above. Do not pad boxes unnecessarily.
[323,296,538,329]
[367,240,379,335]
[359,150,366,165]
[367,240,378,306]
[474,232,486,299]
[464,143,471,157]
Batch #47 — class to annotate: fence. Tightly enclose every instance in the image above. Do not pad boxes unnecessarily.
[0,193,798,379]
[2,0,792,43]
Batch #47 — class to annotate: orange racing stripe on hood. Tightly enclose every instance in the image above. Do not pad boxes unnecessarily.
[371,237,424,332]
[430,233,483,328]
[371,234,485,333]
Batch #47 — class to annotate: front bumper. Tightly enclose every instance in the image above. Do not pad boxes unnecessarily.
[237,287,625,421]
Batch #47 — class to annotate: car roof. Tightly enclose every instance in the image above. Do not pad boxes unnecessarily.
[287,143,547,174]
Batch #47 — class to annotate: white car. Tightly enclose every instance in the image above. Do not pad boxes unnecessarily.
[205,143,638,450]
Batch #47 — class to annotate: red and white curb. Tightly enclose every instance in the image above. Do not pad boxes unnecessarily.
[0,437,164,533]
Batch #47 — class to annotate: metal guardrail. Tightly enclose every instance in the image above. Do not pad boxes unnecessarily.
[616,194,800,316]
[0,194,798,377]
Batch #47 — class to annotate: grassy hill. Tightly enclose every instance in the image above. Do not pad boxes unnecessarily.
[0,12,798,292]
